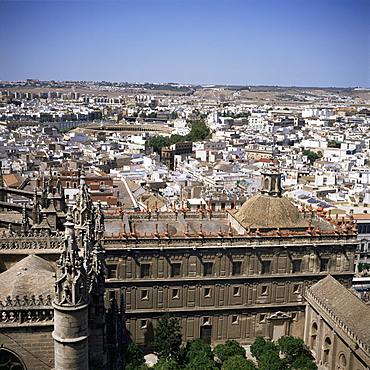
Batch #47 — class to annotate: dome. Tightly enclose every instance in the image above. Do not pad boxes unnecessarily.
[232,164,309,230]
[233,192,309,230]
[0,255,56,300]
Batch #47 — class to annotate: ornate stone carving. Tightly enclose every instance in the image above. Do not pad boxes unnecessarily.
[54,212,88,307]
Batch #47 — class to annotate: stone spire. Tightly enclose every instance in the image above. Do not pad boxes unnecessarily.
[54,211,87,306]
[0,161,5,204]
[73,169,93,228]
[53,211,90,370]
[93,200,105,241]
[21,203,30,235]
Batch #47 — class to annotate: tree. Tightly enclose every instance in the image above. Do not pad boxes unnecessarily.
[257,350,287,370]
[221,355,256,370]
[125,342,146,370]
[358,262,364,272]
[184,353,218,370]
[250,336,317,370]
[250,336,278,361]
[213,339,246,364]
[185,338,213,363]
[151,312,183,361]
[277,336,305,363]
[302,150,322,165]
[291,356,318,370]
[152,358,181,370]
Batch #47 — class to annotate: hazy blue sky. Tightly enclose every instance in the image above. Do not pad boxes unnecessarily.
[0,0,369,87]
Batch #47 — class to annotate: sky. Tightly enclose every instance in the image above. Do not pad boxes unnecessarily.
[0,0,369,87]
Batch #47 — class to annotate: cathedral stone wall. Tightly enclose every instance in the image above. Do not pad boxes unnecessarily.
[0,327,54,369]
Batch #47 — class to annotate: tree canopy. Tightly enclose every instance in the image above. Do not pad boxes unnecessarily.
[184,338,213,363]
[143,318,318,370]
[125,342,147,370]
[302,150,322,164]
[146,119,210,154]
[221,355,256,370]
[213,339,246,364]
[184,353,218,370]
[151,312,183,361]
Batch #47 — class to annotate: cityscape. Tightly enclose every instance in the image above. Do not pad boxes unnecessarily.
[1,0,369,370]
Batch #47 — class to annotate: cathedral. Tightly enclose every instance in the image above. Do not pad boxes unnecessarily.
[0,165,369,369]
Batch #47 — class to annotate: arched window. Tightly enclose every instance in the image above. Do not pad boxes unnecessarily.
[0,349,26,370]
[338,353,347,369]
[310,322,318,350]
[323,336,331,364]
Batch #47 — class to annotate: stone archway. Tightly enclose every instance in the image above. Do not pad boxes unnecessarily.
[0,348,26,370]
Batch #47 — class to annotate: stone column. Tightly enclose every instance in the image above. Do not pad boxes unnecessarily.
[53,303,89,370]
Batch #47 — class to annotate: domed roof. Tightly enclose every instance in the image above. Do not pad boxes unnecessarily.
[233,192,309,230]
[232,164,309,230]
[0,255,56,300]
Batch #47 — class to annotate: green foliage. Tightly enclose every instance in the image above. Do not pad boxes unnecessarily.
[327,140,340,148]
[146,136,172,154]
[146,119,210,154]
[126,364,149,370]
[250,336,278,361]
[184,353,218,370]
[358,262,370,273]
[152,358,181,370]
[186,120,210,141]
[250,336,317,370]
[257,350,287,370]
[151,312,183,361]
[125,342,145,369]
[221,355,257,370]
[277,336,305,363]
[185,338,213,363]
[291,356,318,370]
[302,150,322,164]
[213,339,246,364]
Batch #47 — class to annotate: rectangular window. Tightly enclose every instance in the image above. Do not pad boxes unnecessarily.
[259,314,266,323]
[261,261,271,274]
[292,259,302,273]
[141,290,149,300]
[140,319,147,329]
[172,288,180,299]
[171,263,181,277]
[293,284,300,294]
[233,286,241,297]
[203,262,213,277]
[232,315,238,324]
[320,258,329,272]
[261,285,268,295]
[232,261,242,276]
[204,287,212,298]
[107,265,117,279]
[140,263,151,278]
